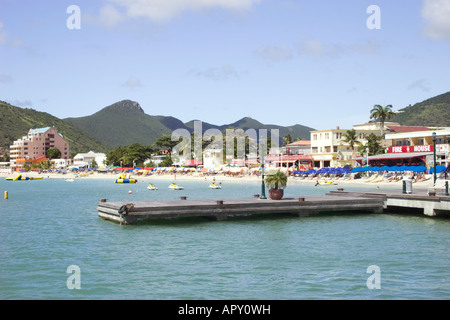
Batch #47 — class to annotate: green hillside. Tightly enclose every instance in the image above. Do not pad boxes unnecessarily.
[0,100,109,156]
[185,116,315,141]
[64,100,190,148]
[394,91,450,127]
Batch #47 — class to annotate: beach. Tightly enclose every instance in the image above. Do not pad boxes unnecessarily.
[0,170,438,191]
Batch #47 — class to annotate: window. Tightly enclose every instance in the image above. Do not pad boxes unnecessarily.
[312,147,318,153]
[313,134,317,141]
[325,146,331,153]
[325,133,330,139]
[333,146,338,152]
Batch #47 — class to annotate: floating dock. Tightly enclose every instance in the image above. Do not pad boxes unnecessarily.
[97,194,385,225]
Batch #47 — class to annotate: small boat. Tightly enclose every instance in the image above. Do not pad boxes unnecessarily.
[315,180,338,186]
[209,183,221,189]
[147,184,158,190]
[169,183,184,190]
[66,178,74,182]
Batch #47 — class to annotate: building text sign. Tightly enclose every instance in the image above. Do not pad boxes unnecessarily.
[388,145,434,153]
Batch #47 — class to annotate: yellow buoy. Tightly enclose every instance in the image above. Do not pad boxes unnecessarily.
[4,191,8,199]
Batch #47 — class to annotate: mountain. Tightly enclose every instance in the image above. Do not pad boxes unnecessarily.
[0,100,109,156]
[185,117,314,141]
[394,91,450,127]
[65,101,315,148]
[64,100,189,148]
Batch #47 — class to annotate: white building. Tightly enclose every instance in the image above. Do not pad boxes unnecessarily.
[203,148,223,169]
[310,123,387,168]
[52,158,72,170]
[73,151,106,168]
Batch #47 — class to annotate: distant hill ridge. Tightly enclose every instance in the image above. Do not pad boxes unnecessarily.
[0,100,108,155]
[394,91,450,127]
[2,90,449,156]
[65,100,316,148]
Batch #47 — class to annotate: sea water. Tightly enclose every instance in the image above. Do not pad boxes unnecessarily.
[0,177,449,300]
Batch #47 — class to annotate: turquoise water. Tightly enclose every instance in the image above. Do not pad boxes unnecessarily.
[0,177,449,300]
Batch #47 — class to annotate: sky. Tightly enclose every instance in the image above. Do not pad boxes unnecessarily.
[1,0,450,131]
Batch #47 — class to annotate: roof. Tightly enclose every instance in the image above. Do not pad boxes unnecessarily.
[385,129,450,140]
[266,155,313,161]
[366,152,433,160]
[30,127,51,134]
[386,126,429,133]
[286,140,311,147]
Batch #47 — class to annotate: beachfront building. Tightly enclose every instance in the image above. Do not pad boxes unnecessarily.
[203,148,223,169]
[310,125,379,168]
[310,122,435,168]
[281,140,311,156]
[372,129,450,167]
[53,158,72,170]
[73,151,106,169]
[9,127,70,169]
[265,140,313,170]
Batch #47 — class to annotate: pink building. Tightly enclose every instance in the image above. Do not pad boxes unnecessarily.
[10,127,70,168]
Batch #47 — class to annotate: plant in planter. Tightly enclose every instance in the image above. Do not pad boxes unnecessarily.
[265,170,288,200]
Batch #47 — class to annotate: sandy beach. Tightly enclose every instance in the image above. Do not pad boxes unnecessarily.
[0,170,438,190]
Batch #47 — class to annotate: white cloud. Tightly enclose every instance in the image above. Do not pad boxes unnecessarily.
[0,22,7,45]
[98,4,126,29]
[407,79,431,92]
[295,37,381,59]
[422,0,450,40]
[122,75,142,88]
[254,45,293,62]
[0,74,13,83]
[188,65,240,81]
[9,99,33,107]
[100,0,261,25]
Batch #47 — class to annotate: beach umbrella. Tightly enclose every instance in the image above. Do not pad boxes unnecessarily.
[428,165,446,174]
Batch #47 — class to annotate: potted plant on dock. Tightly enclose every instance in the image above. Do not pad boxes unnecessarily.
[265,170,288,200]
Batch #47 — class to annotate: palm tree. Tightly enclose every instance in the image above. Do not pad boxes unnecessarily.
[341,129,362,151]
[370,104,396,136]
[265,170,288,190]
[282,134,293,146]
[265,170,288,200]
[341,129,362,165]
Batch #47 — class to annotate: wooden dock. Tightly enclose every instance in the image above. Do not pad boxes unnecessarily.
[328,189,450,217]
[97,194,385,225]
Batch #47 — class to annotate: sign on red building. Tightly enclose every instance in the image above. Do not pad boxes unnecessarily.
[387,145,434,153]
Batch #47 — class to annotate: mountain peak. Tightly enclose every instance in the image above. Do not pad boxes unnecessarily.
[102,100,144,114]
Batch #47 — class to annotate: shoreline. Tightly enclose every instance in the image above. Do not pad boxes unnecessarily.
[0,171,437,189]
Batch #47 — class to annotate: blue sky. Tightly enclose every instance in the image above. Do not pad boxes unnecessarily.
[1,0,450,131]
